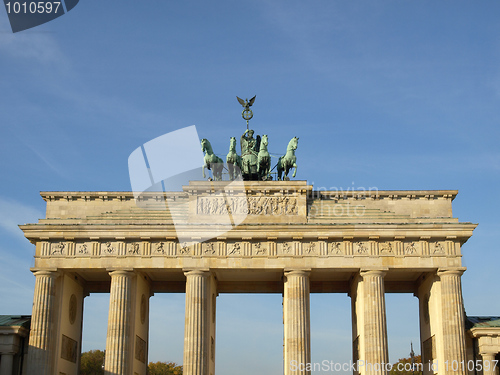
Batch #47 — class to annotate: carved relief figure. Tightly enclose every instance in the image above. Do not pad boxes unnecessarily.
[204,243,215,255]
[305,242,316,254]
[356,242,367,254]
[380,243,393,254]
[330,242,342,255]
[254,242,267,255]
[156,242,165,254]
[105,242,115,254]
[228,243,241,255]
[180,242,190,255]
[282,242,291,254]
[433,243,445,254]
[405,242,416,254]
[52,242,65,255]
[287,198,297,215]
[78,243,88,254]
[129,242,140,254]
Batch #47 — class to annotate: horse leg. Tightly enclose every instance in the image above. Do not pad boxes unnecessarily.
[292,162,297,178]
[216,164,223,181]
[203,163,207,178]
[228,163,234,180]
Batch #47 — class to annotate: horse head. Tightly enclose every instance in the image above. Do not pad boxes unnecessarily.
[229,137,236,150]
[201,138,210,153]
[261,134,268,146]
[287,137,299,151]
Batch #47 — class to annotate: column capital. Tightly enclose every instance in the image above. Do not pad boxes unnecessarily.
[437,267,466,277]
[480,352,497,357]
[184,269,211,277]
[360,269,388,278]
[284,269,311,277]
[31,269,59,278]
[107,269,134,277]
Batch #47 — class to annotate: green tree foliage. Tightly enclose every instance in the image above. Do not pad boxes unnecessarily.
[390,355,423,375]
[80,350,105,375]
[148,361,183,375]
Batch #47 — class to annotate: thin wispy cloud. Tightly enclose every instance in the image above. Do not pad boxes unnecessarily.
[0,16,68,66]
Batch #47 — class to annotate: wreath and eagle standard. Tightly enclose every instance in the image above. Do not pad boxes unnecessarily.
[201,96,299,181]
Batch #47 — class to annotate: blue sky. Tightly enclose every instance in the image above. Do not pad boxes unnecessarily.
[1,1,499,374]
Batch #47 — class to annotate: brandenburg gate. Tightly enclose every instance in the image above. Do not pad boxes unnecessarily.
[20,181,476,375]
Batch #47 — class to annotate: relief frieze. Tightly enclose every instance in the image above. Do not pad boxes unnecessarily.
[43,239,456,260]
[196,196,298,216]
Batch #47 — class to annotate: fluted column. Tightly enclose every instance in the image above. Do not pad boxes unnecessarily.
[284,270,311,375]
[184,270,210,375]
[26,270,58,375]
[105,270,133,375]
[361,270,389,375]
[438,269,466,375]
[481,353,498,375]
[0,353,14,375]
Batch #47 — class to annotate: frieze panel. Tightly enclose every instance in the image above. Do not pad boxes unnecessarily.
[154,242,166,255]
[197,196,298,216]
[433,242,445,255]
[304,242,317,255]
[227,243,241,256]
[203,242,216,255]
[77,243,89,256]
[179,242,191,255]
[276,242,290,255]
[329,242,343,255]
[404,241,419,255]
[101,241,117,256]
[127,242,141,255]
[51,241,66,256]
[355,242,368,255]
[379,242,393,255]
[253,242,267,256]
